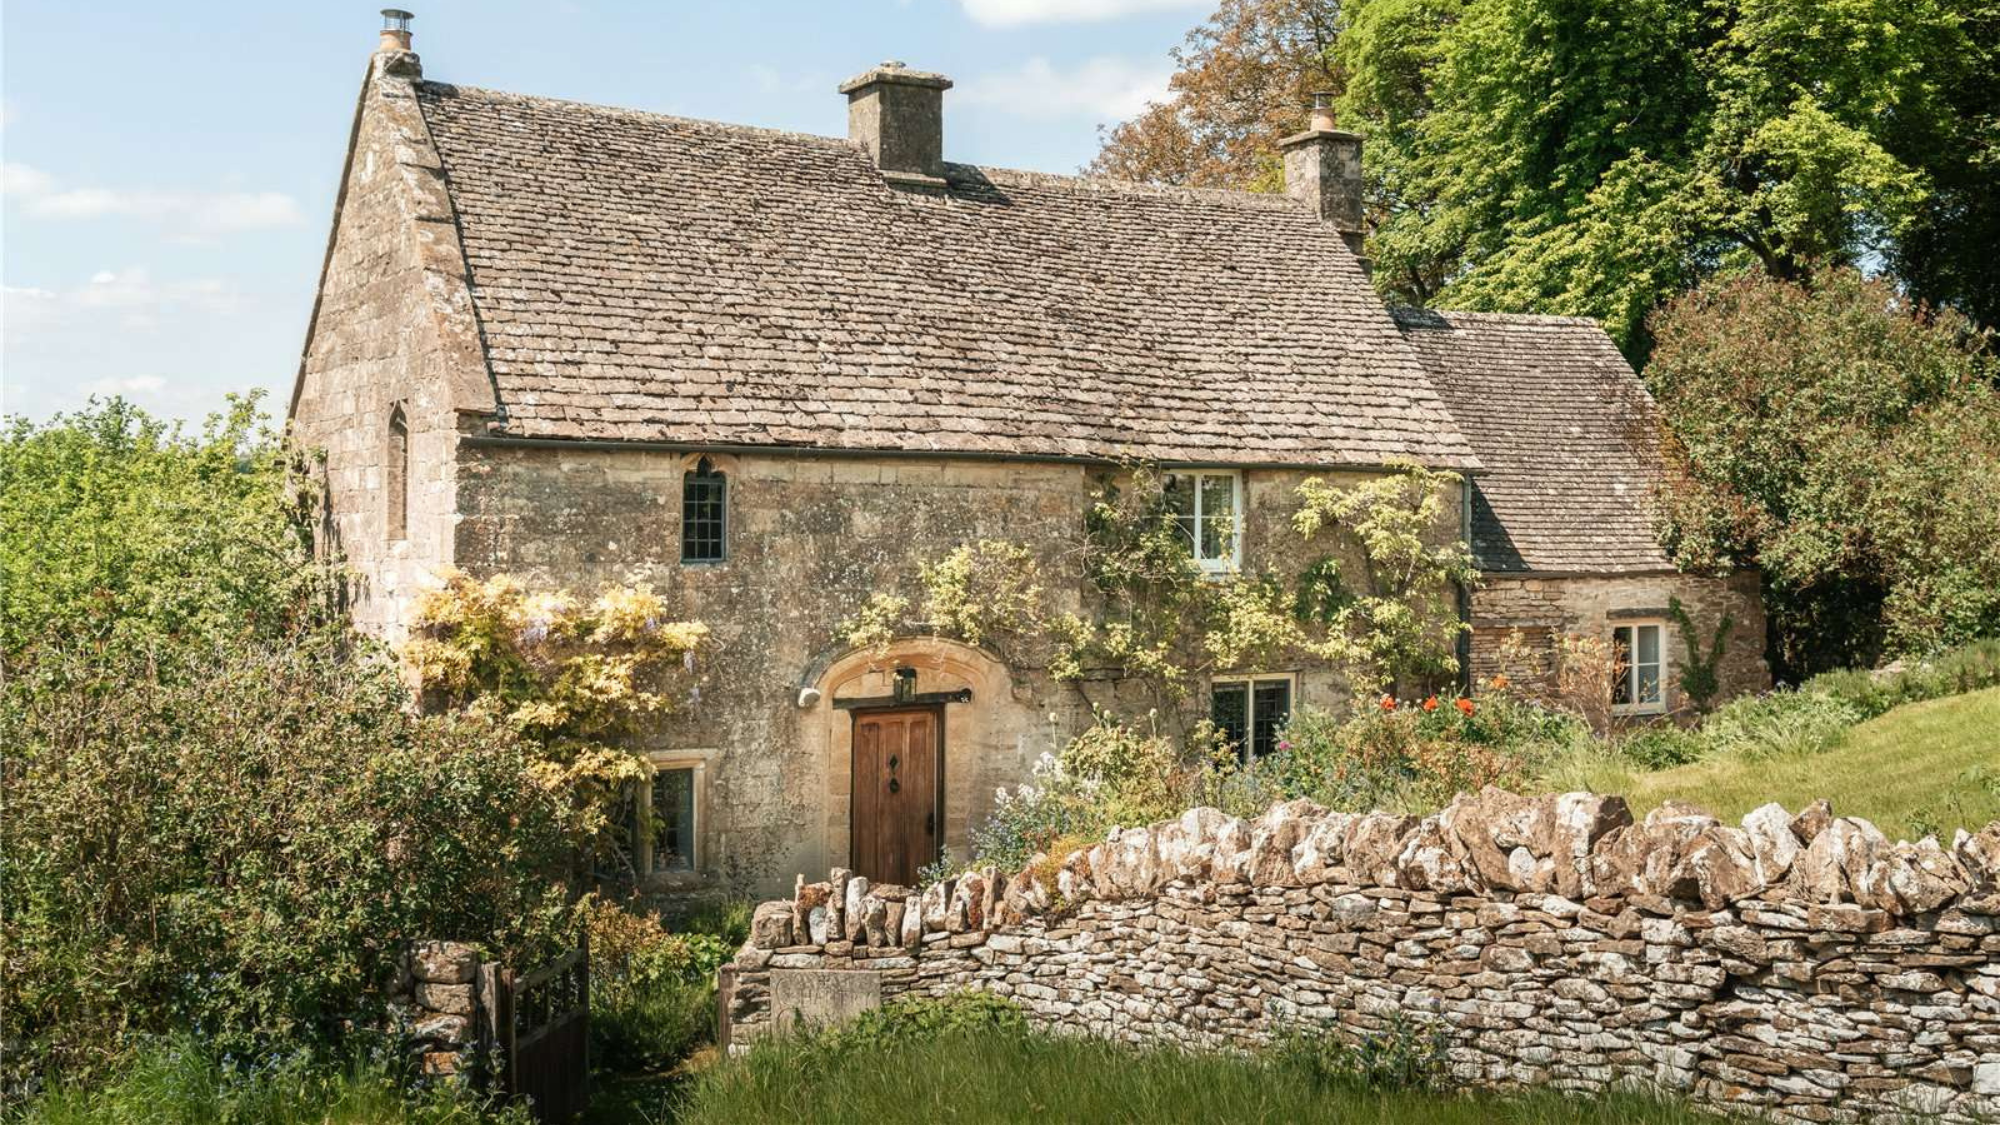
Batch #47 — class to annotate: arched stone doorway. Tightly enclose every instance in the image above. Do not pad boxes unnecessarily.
[803,637,1049,884]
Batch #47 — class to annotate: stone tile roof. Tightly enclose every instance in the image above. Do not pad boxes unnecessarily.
[1392,309,1672,574]
[410,82,1479,469]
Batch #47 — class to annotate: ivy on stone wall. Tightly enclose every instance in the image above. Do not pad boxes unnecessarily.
[1666,595,1732,714]
[840,460,1477,737]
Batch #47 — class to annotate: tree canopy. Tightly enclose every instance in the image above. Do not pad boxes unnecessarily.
[1093,0,2000,349]
[1646,268,2000,674]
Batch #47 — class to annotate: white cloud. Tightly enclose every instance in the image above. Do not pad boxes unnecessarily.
[960,0,1206,27]
[748,64,826,96]
[4,268,242,339]
[3,162,55,196]
[958,56,1172,121]
[2,163,302,234]
[84,375,168,395]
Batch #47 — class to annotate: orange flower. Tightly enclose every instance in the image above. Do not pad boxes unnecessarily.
[1422,695,1439,712]
[1380,695,1397,712]
[1456,698,1476,716]
[1491,674,1510,691]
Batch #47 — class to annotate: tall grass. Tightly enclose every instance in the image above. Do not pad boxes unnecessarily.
[677,1020,1751,1125]
[15,1037,526,1125]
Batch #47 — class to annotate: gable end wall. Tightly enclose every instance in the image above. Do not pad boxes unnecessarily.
[290,52,494,640]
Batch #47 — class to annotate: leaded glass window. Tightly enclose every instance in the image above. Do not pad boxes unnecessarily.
[682,458,726,563]
[1211,676,1294,763]
[647,767,696,873]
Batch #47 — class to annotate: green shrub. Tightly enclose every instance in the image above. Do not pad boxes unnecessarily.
[1271,1012,1451,1092]
[586,899,736,1074]
[1695,690,1864,761]
[680,898,754,949]
[963,695,1587,873]
[1613,725,1708,770]
[0,397,340,670]
[1240,695,1582,815]
[962,747,1118,875]
[16,1035,528,1125]
[0,640,578,1086]
[591,977,715,1077]
[1804,638,2000,718]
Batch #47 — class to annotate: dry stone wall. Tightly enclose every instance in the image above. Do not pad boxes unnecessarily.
[387,940,485,1078]
[723,789,2000,1123]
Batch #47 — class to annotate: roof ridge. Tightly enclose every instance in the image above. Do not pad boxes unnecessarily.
[416,79,1306,213]
[955,163,1301,209]
[1392,306,1606,328]
[415,80,862,152]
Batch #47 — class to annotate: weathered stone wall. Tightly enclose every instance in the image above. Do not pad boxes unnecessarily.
[388,940,485,1078]
[1470,570,1769,720]
[724,790,2000,1123]
[453,445,1414,898]
[290,48,492,641]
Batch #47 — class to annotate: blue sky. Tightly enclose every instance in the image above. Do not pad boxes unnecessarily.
[2,0,1208,424]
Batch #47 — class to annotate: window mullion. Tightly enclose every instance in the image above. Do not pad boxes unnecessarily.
[1192,473,1206,562]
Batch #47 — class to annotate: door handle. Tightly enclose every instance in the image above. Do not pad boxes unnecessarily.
[926,811,935,836]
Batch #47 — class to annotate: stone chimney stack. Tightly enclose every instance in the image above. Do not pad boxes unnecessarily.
[839,61,954,185]
[378,8,415,52]
[1280,92,1366,257]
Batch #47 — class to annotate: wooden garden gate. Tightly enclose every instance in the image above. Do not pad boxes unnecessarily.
[479,934,589,1122]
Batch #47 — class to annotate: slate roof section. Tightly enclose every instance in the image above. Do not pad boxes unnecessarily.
[410,82,1479,470]
[1392,309,1672,574]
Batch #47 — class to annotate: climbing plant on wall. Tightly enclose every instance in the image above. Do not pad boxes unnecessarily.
[402,569,709,845]
[840,460,1477,739]
[1666,595,1732,715]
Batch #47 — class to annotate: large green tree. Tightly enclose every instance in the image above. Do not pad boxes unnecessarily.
[1095,0,2000,349]
[1343,0,1979,350]
[0,395,340,663]
[1647,268,2000,675]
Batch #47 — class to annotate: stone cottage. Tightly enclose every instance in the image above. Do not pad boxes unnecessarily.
[1393,309,1769,716]
[289,19,1765,899]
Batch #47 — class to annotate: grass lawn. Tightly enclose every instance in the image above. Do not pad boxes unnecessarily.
[672,1025,1749,1125]
[1568,687,2000,838]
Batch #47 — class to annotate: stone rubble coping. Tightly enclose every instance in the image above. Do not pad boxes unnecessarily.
[747,791,2000,955]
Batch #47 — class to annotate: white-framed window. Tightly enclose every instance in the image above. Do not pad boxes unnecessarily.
[1611,621,1667,714]
[1165,469,1243,573]
[1211,673,1295,762]
[626,753,708,876]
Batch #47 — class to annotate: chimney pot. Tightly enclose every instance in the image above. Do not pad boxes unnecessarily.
[378,8,414,53]
[838,61,954,185]
[1308,91,1337,133]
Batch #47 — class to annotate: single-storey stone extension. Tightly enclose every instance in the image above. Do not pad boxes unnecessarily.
[289,22,1766,900]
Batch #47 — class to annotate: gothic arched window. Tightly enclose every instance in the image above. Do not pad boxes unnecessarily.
[386,404,409,543]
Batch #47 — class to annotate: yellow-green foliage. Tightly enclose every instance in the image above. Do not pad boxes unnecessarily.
[919,539,1047,651]
[1293,461,1478,694]
[841,461,1476,739]
[403,569,709,841]
[839,539,1050,661]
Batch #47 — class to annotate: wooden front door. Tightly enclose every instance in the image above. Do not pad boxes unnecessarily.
[850,707,942,886]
